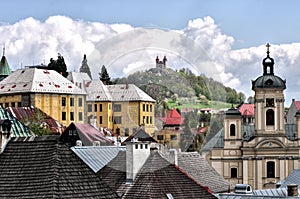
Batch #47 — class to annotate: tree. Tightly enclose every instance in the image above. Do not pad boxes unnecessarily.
[79,54,92,79]
[99,65,111,85]
[48,53,68,77]
[21,110,51,136]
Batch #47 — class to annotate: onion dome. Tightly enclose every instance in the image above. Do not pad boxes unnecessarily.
[252,43,286,90]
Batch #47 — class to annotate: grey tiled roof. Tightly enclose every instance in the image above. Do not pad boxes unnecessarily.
[177,152,232,193]
[201,128,224,152]
[279,169,300,189]
[108,84,155,102]
[71,146,126,172]
[0,135,119,198]
[0,68,86,95]
[123,150,216,198]
[84,80,113,101]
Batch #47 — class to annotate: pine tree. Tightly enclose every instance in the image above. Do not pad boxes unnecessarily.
[79,54,92,79]
[48,53,68,77]
[99,65,111,85]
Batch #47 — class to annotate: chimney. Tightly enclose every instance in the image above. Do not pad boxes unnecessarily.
[126,140,150,182]
[169,149,178,166]
[287,184,298,197]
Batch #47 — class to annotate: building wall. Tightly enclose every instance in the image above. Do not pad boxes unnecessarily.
[0,93,86,126]
[86,101,113,130]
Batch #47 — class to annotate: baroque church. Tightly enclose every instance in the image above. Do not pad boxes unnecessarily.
[202,44,300,190]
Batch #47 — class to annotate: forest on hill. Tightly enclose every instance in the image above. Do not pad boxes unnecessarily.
[113,67,245,105]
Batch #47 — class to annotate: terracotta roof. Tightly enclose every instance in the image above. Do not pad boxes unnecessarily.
[0,68,86,95]
[294,101,300,110]
[6,106,64,134]
[61,122,114,146]
[123,150,216,199]
[108,84,155,102]
[238,104,254,116]
[160,109,184,126]
[0,135,119,198]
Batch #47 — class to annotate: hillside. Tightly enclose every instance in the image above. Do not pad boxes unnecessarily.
[113,67,245,106]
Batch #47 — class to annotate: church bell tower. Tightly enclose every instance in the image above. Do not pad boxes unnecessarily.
[252,43,286,135]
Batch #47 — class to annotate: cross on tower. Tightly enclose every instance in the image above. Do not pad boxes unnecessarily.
[266,43,271,56]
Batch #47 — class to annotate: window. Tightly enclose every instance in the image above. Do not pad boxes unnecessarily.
[113,104,121,112]
[78,112,83,121]
[78,98,82,107]
[99,104,103,112]
[231,168,238,178]
[150,104,152,112]
[146,116,149,124]
[146,104,149,112]
[99,116,103,124]
[230,124,236,136]
[125,128,129,136]
[135,144,138,149]
[94,104,97,112]
[62,112,66,121]
[11,102,15,107]
[0,103,3,107]
[266,109,274,125]
[87,104,92,112]
[17,102,21,107]
[171,135,177,140]
[267,161,275,178]
[70,112,74,121]
[5,103,8,108]
[62,97,66,106]
[70,98,74,107]
[140,144,143,149]
[266,98,274,107]
[145,144,148,149]
[114,116,122,124]
[157,135,164,140]
[143,104,146,112]
[150,116,153,124]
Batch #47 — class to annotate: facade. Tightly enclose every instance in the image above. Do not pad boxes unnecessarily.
[68,72,156,136]
[286,99,300,124]
[0,68,86,126]
[204,44,300,190]
[154,108,184,148]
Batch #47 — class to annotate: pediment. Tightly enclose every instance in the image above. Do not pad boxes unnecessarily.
[255,139,285,149]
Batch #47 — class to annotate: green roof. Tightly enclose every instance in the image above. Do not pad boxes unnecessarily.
[0,55,12,76]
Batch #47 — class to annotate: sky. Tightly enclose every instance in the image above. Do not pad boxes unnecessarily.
[1,0,300,106]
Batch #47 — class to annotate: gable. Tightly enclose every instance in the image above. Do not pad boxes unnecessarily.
[255,139,285,149]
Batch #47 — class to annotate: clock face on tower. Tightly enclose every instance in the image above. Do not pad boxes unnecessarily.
[266,98,274,107]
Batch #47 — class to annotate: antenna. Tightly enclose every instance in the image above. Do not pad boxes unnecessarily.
[2,44,5,57]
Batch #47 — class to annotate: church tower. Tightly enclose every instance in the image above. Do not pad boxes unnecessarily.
[0,46,12,81]
[252,43,286,135]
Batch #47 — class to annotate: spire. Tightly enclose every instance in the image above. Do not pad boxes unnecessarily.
[266,43,270,57]
[262,43,274,75]
[2,45,5,57]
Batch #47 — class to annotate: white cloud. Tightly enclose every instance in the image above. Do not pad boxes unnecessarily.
[1,15,300,104]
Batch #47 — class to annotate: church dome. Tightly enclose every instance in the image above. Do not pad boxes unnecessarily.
[252,43,286,90]
[225,106,241,116]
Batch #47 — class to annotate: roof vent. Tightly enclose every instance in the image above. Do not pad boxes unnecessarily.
[234,184,252,194]
[76,140,82,146]
[93,141,100,146]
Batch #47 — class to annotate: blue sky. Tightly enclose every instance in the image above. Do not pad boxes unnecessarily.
[1,0,300,105]
[2,0,300,49]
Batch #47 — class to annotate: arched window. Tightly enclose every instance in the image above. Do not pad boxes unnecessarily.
[231,167,238,178]
[230,124,236,136]
[266,109,274,125]
[267,161,275,178]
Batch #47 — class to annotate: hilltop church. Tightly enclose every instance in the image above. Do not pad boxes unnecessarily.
[202,44,300,190]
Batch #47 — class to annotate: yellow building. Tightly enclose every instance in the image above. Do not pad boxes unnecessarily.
[68,72,156,136]
[0,68,86,126]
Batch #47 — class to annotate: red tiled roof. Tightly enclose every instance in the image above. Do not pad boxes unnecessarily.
[294,101,300,110]
[238,104,254,116]
[6,106,65,134]
[160,109,184,126]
